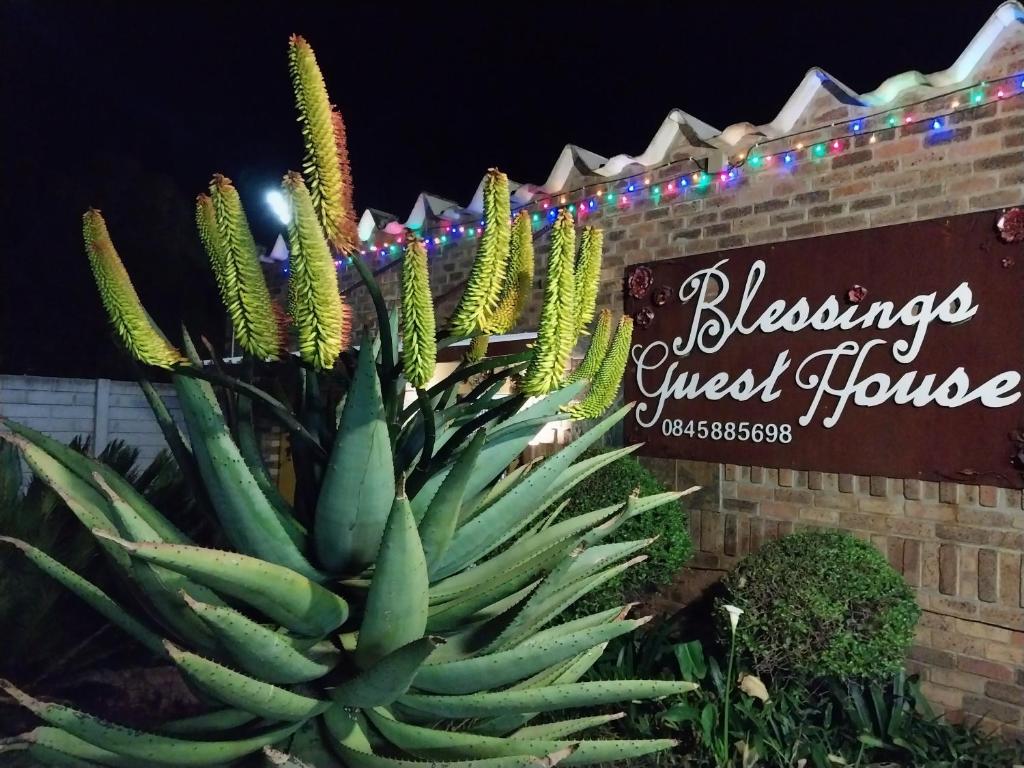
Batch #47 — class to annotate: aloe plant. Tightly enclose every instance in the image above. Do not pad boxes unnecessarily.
[0,36,690,768]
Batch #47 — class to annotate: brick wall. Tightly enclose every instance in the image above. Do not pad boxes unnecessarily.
[326,23,1024,732]
[0,375,184,469]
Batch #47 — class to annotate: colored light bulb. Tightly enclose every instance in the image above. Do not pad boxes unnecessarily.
[784,153,793,164]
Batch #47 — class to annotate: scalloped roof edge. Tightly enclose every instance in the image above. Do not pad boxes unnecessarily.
[356,1,1024,241]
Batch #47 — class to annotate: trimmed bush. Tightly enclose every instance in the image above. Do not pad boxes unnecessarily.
[721,530,919,681]
[563,448,692,617]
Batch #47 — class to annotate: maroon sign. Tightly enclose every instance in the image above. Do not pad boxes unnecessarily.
[623,211,1024,488]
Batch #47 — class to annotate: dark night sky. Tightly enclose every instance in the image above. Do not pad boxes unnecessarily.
[0,1,999,377]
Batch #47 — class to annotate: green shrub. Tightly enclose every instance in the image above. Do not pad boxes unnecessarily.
[721,530,919,681]
[563,448,692,617]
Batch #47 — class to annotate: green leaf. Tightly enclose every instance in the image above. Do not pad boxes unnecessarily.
[315,336,395,572]
[673,641,707,683]
[355,490,428,668]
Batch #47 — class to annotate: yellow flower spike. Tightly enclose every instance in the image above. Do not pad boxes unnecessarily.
[521,209,576,396]
[566,315,633,419]
[82,210,185,370]
[573,226,603,339]
[464,335,490,364]
[195,176,283,360]
[449,169,511,336]
[288,34,358,254]
[488,210,535,334]
[400,236,437,389]
[567,308,613,385]
[283,172,348,370]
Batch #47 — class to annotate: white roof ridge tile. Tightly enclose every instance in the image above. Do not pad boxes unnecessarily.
[359,1,1023,239]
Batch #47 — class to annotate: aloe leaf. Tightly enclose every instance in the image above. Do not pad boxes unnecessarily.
[420,429,485,572]
[414,619,647,695]
[331,636,441,708]
[355,489,428,668]
[3,682,303,766]
[1,420,190,544]
[173,374,322,580]
[315,337,395,572]
[431,404,633,579]
[0,537,163,655]
[399,680,697,718]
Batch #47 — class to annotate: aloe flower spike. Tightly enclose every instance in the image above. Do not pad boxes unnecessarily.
[573,226,603,339]
[488,210,535,334]
[196,176,282,360]
[400,236,437,388]
[449,169,511,336]
[288,34,358,253]
[522,209,576,395]
[82,209,185,370]
[566,315,633,419]
[567,308,613,385]
[283,172,349,370]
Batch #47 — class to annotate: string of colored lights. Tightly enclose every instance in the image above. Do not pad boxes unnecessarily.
[323,71,1023,271]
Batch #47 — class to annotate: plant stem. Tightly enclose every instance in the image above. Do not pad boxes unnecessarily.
[722,629,736,767]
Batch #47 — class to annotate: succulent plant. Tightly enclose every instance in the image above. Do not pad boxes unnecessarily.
[0,35,693,768]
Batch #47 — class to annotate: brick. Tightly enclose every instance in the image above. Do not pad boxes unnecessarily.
[978,549,999,603]
[974,151,1024,171]
[936,524,999,547]
[868,476,889,497]
[939,544,959,595]
[717,235,746,249]
[999,551,1021,607]
[986,682,1024,707]
[962,694,1021,724]
[979,485,999,508]
[800,507,840,525]
[958,656,1015,683]
[807,471,823,490]
[774,488,812,505]
[849,194,892,211]
[832,149,874,169]
[808,203,845,218]
[925,126,973,147]
[909,645,957,669]
[720,205,752,221]
[793,190,829,206]
[724,514,738,557]
[957,507,1014,528]
[838,473,855,493]
[920,682,965,712]
[838,510,888,534]
[753,198,788,214]
[930,668,987,694]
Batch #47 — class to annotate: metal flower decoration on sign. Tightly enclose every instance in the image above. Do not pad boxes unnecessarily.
[653,285,673,306]
[634,306,655,328]
[846,285,868,304]
[996,207,1024,244]
[628,265,654,299]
